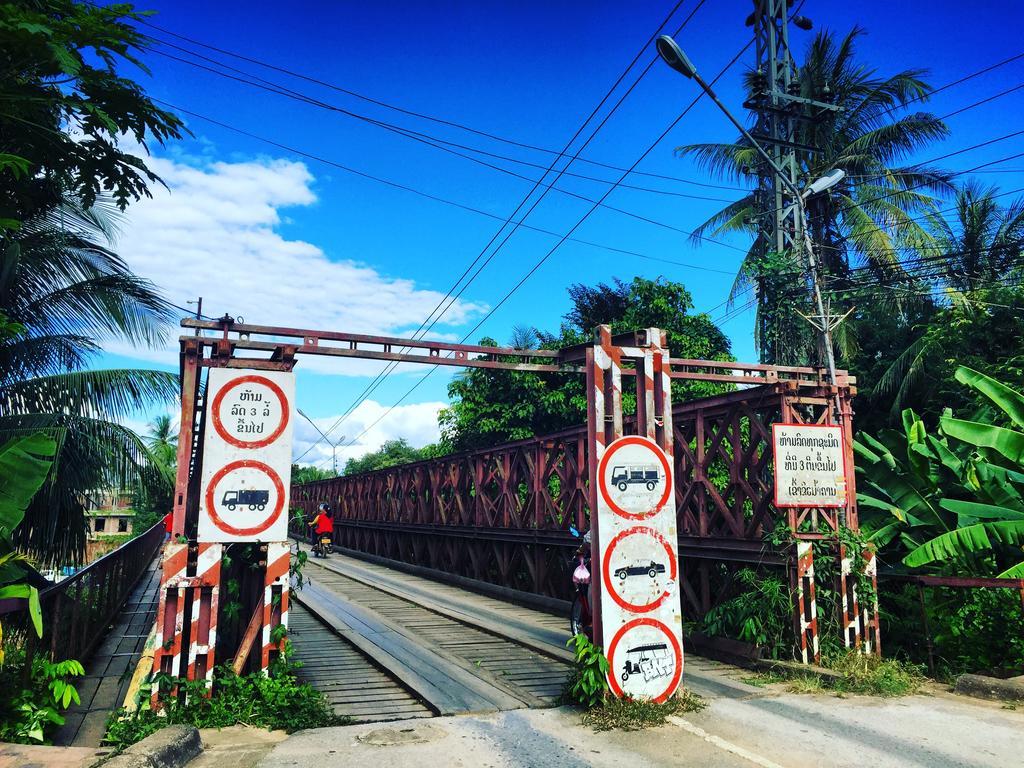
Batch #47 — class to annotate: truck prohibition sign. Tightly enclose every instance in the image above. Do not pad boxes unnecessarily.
[610,464,662,491]
[221,489,269,511]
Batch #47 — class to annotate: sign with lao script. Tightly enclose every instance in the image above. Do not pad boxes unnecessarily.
[772,423,847,508]
[198,368,295,542]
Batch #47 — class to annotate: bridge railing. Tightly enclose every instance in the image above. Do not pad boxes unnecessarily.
[1,521,165,663]
[293,381,853,616]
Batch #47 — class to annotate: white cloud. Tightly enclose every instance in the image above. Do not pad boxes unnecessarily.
[292,399,445,469]
[105,152,486,375]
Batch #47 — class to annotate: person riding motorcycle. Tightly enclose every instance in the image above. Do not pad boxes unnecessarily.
[309,503,334,556]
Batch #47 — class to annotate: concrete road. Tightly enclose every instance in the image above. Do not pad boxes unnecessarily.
[256,686,1022,768]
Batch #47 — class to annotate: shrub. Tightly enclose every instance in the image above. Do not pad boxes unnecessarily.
[0,651,84,743]
[562,632,609,709]
[104,652,345,749]
[581,689,705,731]
[701,568,791,659]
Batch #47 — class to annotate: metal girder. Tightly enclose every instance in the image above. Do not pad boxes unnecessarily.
[177,318,851,389]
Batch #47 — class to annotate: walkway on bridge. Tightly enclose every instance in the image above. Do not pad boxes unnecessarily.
[288,548,764,722]
[53,554,162,746]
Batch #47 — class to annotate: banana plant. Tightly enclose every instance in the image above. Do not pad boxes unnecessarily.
[0,433,57,661]
[855,367,1024,576]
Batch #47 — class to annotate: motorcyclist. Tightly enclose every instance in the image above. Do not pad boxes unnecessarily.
[309,503,334,555]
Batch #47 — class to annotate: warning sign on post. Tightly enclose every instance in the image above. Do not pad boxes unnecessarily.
[199,369,295,542]
[595,434,682,701]
[772,423,847,508]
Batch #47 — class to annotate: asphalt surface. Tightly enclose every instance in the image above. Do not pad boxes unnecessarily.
[255,685,1023,768]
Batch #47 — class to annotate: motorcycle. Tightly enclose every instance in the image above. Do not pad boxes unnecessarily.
[313,533,333,558]
[568,525,592,639]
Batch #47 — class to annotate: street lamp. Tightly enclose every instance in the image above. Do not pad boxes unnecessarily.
[655,34,843,391]
[297,409,344,475]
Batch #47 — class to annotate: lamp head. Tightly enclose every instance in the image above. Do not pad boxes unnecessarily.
[656,35,696,79]
[803,169,846,198]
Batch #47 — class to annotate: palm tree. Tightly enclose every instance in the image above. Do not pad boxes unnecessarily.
[872,183,1024,413]
[679,27,951,364]
[0,197,177,564]
[145,414,178,468]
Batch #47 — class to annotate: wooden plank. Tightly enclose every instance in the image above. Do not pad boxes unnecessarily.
[294,581,530,715]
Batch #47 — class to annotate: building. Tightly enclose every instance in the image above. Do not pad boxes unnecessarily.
[84,490,136,562]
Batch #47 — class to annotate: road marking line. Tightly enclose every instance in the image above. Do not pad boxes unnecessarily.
[667,716,787,768]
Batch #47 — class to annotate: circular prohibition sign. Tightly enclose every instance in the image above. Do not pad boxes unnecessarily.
[606,617,683,703]
[602,525,678,612]
[205,460,286,537]
[597,435,673,520]
[211,374,290,450]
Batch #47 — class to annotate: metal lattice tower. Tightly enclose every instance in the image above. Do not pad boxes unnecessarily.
[744,1,840,364]
[749,0,802,257]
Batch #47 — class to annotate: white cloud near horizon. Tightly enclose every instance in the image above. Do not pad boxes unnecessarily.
[292,399,445,469]
[105,151,486,376]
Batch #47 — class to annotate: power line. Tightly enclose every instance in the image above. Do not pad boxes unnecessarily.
[142,42,745,205]
[295,0,711,462]
[132,13,747,192]
[132,13,1024,194]
[154,100,746,261]
[334,37,755,457]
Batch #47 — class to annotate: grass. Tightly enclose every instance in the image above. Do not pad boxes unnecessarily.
[756,651,925,698]
[786,674,826,694]
[581,690,706,732]
[826,651,925,697]
[740,672,787,688]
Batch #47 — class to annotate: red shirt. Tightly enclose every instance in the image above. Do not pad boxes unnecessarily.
[314,514,333,534]
[163,513,173,534]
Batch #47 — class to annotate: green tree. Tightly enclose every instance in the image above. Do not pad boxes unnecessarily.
[0,433,56,660]
[343,439,441,475]
[861,184,1024,422]
[133,414,177,532]
[439,277,732,451]
[0,201,176,563]
[0,0,186,228]
[680,27,949,365]
[856,368,1024,577]
[290,464,336,485]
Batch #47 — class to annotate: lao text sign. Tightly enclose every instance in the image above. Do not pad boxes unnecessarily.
[596,435,682,702]
[198,369,295,542]
[772,423,846,508]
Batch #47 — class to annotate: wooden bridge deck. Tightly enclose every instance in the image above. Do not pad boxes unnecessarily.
[289,549,574,721]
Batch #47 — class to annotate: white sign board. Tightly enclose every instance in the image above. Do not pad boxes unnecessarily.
[198,368,295,542]
[772,423,847,508]
[595,436,682,702]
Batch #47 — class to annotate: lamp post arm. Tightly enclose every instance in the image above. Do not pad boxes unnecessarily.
[688,68,840,393]
[297,410,336,447]
[688,69,803,202]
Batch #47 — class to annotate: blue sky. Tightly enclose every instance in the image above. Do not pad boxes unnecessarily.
[100,0,1024,467]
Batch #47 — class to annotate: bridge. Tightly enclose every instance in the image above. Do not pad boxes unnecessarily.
[0,315,874,748]
[4,314,950,768]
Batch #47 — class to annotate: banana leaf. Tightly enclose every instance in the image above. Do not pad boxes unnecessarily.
[955,366,1024,430]
[941,417,1024,465]
[0,433,57,538]
[903,520,1024,567]
[939,498,1024,522]
[996,562,1024,578]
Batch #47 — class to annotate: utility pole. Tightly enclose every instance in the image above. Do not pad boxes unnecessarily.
[187,296,203,336]
[744,1,842,367]
[657,31,843,395]
[297,409,343,475]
